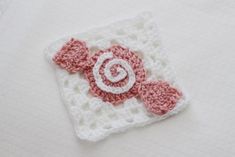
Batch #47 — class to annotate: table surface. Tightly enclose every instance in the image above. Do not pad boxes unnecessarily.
[0,0,235,157]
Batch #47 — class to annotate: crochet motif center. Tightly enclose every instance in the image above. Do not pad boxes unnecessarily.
[53,38,182,115]
[92,52,136,94]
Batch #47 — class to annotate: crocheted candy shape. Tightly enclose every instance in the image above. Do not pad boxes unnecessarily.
[53,39,182,115]
[45,12,189,141]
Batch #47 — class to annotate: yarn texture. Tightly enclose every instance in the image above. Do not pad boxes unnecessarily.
[85,45,146,105]
[45,12,189,142]
[53,39,89,73]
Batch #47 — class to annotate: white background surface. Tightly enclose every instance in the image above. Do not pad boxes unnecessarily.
[0,0,235,156]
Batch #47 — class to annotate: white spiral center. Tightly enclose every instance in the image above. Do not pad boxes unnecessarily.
[92,52,136,94]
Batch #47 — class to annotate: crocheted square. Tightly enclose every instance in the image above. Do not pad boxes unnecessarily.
[45,12,189,142]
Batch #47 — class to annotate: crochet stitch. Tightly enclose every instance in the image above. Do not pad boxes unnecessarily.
[45,12,189,141]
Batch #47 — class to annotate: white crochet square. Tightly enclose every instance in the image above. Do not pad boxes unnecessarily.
[45,12,189,142]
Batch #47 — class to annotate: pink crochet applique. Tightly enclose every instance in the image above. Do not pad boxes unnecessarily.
[53,38,89,73]
[53,38,182,115]
[139,81,182,115]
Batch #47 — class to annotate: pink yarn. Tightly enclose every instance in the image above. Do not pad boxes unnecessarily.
[139,81,182,115]
[84,45,146,105]
[53,38,89,73]
[53,38,182,115]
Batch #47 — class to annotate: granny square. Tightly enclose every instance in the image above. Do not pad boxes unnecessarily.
[45,12,189,141]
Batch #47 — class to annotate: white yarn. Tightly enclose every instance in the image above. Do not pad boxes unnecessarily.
[45,12,189,142]
[93,52,136,94]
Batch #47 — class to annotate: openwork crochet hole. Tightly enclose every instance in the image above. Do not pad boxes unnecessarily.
[78,118,84,126]
[130,108,139,114]
[94,35,104,40]
[128,34,137,40]
[90,123,97,130]
[108,113,118,120]
[152,42,159,48]
[74,86,80,93]
[116,29,125,35]
[103,124,112,130]
[64,80,69,87]
[95,109,102,116]
[126,117,134,123]
[81,103,89,111]
[135,22,144,29]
